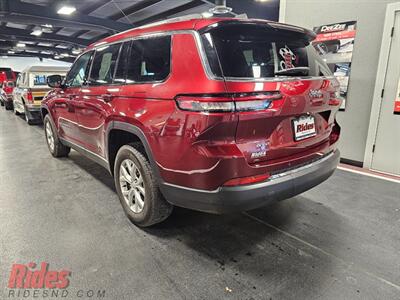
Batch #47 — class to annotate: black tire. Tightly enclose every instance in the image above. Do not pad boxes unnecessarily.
[5,101,12,110]
[44,114,70,158]
[0,100,4,107]
[114,144,173,227]
[25,107,35,125]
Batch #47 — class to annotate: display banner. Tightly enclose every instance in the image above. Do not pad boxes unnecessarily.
[312,21,358,110]
[395,78,400,115]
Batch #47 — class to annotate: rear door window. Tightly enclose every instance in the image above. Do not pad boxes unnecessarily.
[89,43,122,86]
[126,36,171,83]
[201,23,331,79]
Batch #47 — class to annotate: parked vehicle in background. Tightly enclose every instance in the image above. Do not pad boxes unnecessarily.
[42,16,341,227]
[0,67,16,85]
[1,80,15,110]
[13,66,69,124]
[0,88,7,107]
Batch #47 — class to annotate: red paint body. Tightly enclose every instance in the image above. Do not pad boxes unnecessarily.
[42,18,341,192]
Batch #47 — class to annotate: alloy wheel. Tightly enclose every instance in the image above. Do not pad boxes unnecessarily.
[119,159,145,213]
[45,121,55,152]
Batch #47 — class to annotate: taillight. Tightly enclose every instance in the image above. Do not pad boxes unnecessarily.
[176,92,282,113]
[223,173,270,187]
[329,91,342,106]
[26,89,33,103]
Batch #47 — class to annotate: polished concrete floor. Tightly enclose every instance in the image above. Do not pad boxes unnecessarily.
[0,108,399,300]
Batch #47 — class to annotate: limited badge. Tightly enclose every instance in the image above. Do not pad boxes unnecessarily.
[251,142,268,159]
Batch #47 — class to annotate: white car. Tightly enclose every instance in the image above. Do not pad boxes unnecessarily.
[13,65,69,124]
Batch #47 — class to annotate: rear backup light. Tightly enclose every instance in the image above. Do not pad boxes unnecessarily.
[223,174,270,187]
[176,92,282,112]
[235,100,271,111]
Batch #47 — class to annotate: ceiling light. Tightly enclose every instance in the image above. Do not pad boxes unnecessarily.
[43,24,53,28]
[31,30,43,36]
[54,55,60,59]
[57,5,76,15]
[61,53,70,57]
[16,43,26,48]
[8,50,15,54]
[71,49,81,55]
[201,12,213,18]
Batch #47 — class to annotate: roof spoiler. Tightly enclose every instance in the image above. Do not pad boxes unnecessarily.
[199,20,316,42]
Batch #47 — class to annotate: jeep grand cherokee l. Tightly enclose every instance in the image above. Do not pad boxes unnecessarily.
[41,17,341,227]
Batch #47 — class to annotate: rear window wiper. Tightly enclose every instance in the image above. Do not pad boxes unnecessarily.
[275,67,309,76]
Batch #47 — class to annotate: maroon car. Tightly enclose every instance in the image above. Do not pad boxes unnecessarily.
[42,17,341,227]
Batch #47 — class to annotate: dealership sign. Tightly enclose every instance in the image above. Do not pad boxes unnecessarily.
[312,21,358,110]
[395,78,400,115]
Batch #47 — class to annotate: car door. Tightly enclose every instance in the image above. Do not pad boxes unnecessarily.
[55,51,93,144]
[76,43,124,157]
[13,73,24,112]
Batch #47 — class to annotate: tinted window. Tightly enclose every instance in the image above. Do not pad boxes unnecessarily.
[89,43,121,86]
[202,23,332,79]
[65,51,93,87]
[126,36,171,83]
[34,75,47,86]
[114,42,131,84]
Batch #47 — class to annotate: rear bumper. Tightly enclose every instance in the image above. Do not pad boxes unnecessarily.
[25,107,41,120]
[160,150,340,214]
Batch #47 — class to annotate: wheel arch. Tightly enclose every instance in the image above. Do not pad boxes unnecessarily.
[106,121,160,179]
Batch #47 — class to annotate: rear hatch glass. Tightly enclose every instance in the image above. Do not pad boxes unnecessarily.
[201,21,331,79]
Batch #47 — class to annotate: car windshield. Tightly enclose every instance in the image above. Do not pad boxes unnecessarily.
[201,22,331,79]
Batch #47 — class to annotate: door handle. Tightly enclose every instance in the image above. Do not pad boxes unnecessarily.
[101,94,114,102]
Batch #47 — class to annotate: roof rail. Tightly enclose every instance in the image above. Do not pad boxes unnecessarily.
[136,13,248,30]
[136,14,207,30]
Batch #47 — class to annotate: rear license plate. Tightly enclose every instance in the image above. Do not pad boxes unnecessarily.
[293,115,316,141]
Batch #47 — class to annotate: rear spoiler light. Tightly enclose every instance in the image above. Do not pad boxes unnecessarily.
[176,92,283,113]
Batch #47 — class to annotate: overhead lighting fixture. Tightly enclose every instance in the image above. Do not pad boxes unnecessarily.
[31,30,43,36]
[57,5,76,15]
[71,49,81,55]
[201,12,213,18]
[8,50,15,54]
[16,43,26,48]
[43,24,53,28]
[61,53,70,57]
[210,0,232,14]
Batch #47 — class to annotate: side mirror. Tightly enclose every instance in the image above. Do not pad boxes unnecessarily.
[47,75,63,88]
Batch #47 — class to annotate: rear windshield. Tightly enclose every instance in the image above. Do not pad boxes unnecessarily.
[201,23,331,79]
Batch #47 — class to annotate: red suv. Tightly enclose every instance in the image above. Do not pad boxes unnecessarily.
[42,17,341,227]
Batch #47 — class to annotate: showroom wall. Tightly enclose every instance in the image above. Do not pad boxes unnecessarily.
[0,57,71,72]
[280,0,398,164]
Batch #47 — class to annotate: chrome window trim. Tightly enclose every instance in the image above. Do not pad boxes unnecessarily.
[80,29,336,84]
